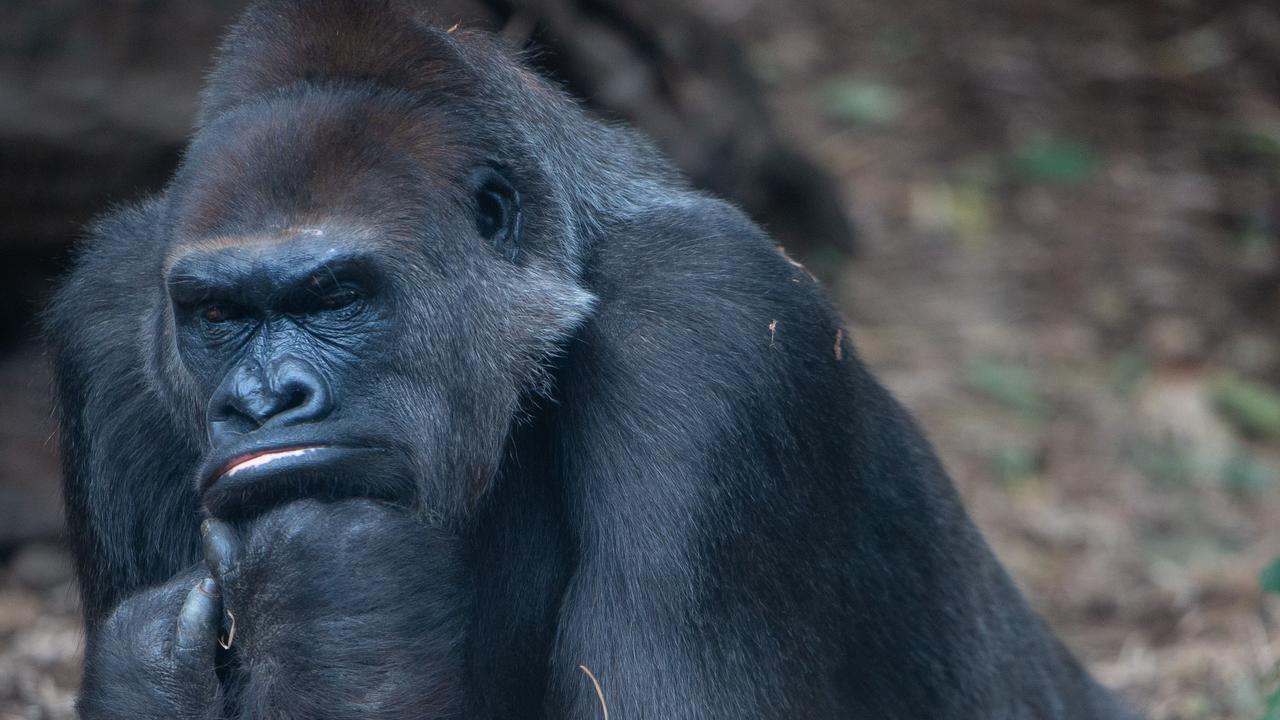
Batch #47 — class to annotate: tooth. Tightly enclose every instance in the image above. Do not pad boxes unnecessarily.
[226,448,313,477]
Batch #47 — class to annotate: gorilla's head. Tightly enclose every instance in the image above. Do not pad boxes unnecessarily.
[151,78,593,519]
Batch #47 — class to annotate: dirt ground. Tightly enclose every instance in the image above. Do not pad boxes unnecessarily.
[2,0,1279,719]
[734,0,1280,717]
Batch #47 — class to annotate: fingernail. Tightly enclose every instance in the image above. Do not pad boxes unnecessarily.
[198,577,217,595]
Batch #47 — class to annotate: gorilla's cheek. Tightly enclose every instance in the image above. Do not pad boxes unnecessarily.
[365,366,507,513]
[374,266,592,512]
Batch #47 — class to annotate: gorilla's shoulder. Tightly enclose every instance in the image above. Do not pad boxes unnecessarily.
[586,195,816,308]
[575,194,846,387]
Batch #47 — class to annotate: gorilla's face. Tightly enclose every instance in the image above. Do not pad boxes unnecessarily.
[155,89,593,519]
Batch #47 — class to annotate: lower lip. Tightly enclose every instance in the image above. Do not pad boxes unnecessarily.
[201,444,394,518]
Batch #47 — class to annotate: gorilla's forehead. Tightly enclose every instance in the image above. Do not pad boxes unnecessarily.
[162,226,362,274]
[170,87,472,244]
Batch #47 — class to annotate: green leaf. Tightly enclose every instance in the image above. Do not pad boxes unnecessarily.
[994,446,1039,487]
[1109,352,1148,397]
[1222,452,1276,496]
[1264,684,1280,720]
[1212,376,1280,440]
[1014,139,1099,185]
[967,359,1045,418]
[1134,441,1193,487]
[1262,558,1280,595]
[820,79,901,126]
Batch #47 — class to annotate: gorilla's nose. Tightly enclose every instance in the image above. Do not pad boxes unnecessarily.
[208,357,333,445]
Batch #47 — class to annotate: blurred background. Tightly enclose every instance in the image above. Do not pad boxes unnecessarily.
[1,0,1278,718]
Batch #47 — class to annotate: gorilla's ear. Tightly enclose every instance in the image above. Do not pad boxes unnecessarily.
[468,165,521,261]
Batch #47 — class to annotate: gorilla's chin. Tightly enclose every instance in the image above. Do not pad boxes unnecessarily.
[200,445,415,520]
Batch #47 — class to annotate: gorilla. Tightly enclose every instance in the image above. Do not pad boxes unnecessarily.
[45,1,1138,718]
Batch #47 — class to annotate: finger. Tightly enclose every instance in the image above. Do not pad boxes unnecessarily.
[201,518,240,581]
[173,578,220,668]
[172,578,223,712]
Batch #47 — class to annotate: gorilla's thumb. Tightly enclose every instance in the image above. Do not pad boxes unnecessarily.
[201,518,240,582]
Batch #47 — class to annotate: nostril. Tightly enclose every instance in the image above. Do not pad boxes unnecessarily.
[207,363,267,445]
[266,359,333,427]
[282,385,310,413]
[206,357,332,447]
[210,402,258,433]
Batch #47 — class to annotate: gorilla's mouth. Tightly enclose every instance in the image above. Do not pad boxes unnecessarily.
[201,444,404,518]
[220,446,335,480]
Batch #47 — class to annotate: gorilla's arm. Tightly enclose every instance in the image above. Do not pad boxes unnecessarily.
[545,199,1126,719]
[204,500,471,720]
[70,497,470,720]
[78,567,224,720]
[47,201,205,627]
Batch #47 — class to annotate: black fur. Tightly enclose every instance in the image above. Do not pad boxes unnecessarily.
[46,1,1138,718]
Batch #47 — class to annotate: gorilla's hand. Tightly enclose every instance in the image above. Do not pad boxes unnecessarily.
[78,567,225,720]
[203,499,468,720]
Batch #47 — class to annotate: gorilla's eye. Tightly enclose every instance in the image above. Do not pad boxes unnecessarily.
[193,301,248,338]
[319,287,359,310]
[304,274,363,315]
[202,304,229,323]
